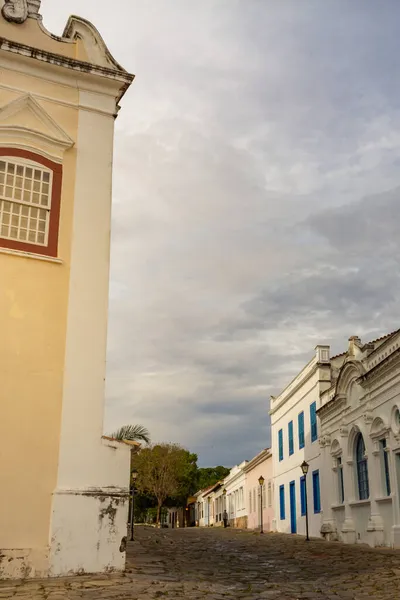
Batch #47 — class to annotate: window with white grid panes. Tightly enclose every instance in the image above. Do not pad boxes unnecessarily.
[0,158,52,247]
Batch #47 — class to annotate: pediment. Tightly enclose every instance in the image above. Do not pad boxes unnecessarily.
[0,94,74,158]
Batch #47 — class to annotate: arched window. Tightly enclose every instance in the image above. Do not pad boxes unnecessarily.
[356,434,369,500]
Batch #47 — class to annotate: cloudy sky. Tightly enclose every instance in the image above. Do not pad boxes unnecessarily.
[44,1,400,466]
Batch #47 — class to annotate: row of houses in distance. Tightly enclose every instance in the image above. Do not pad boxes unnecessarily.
[193,450,273,532]
[186,328,400,549]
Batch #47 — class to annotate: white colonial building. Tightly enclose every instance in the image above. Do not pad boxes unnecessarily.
[318,331,400,548]
[270,346,343,537]
[224,461,248,528]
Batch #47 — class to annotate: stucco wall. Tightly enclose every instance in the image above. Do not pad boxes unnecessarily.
[245,453,274,532]
[271,348,331,538]
[319,333,400,548]
[0,60,78,577]
[0,10,132,578]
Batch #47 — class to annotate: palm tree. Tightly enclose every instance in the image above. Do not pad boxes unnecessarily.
[110,424,150,445]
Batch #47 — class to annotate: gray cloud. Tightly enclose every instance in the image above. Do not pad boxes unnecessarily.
[44,0,400,466]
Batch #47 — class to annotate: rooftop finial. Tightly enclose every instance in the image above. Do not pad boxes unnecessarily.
[2,0,28,23]
[1,0,40,23]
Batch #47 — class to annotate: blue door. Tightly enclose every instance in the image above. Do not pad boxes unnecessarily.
[290,481,297,534]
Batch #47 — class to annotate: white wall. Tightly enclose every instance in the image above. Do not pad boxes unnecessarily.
[319,332,400,548]
[224,462,248,526]
[270,346,331,538]
[49,90,131,576]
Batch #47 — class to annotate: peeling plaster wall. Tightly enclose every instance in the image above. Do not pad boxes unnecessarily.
[0,548,49,580]
[49,489,129,576]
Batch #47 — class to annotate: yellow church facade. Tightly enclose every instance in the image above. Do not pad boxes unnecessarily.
[0,1,134,578]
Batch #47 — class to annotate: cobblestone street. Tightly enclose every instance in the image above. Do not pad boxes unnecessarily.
[2,527,400,599]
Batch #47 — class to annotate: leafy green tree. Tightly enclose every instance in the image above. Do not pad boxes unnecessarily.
[167,450,198,507]
[197,466,230,490]
[132,444,198,524]
[109,424,150,445]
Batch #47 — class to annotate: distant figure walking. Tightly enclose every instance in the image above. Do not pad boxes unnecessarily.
[223,510,228,528]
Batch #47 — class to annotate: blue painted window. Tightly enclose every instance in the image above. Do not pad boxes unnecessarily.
[356,434,369,500]
[312,470,321,513]
[310,402,317,442]
[337,456,344,504]
[381,439,391,496]
[300,476,306,516]
[278,429,283,462]
[298,411,305,449]
[279,484,285,520]
[288,421,294,456]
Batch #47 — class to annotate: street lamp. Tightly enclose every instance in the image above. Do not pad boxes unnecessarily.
[300,461,310,542]
[130,469,138,541]
[258,475,265,534]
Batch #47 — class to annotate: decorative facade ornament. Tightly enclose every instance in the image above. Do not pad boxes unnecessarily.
[1,0,40,23]
[319,434,331,448]
[27,0,40,18]
[2,0,28,23]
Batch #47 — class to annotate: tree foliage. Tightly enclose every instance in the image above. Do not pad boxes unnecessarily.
[132,443,198,523]
[197,466,230,490]
[109,424,150,444]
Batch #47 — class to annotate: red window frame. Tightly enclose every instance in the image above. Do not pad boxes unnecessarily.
[0,148,62,258]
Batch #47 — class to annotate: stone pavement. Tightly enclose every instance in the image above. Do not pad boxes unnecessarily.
[2,526,400,599]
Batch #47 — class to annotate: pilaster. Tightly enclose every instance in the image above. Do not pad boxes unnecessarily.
[342,458,356,544]
[365,436,384,546]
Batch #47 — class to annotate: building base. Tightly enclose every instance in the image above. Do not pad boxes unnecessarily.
[320,521,338,542]
[49,487,129,577]
[366,514,385,547]
[341,518,356,545]
[392,525,400,548]
[0,547,49,580]
[229,516,247,529]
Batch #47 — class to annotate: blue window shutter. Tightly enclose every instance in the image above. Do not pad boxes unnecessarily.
[288,421,294,456]
[298,412,305,449]
[356,434,369,500]
[300,476,306,516]
[279,485,285,520]
[310,402,317,442]
[312,470,321,513]
[278,429,283,461]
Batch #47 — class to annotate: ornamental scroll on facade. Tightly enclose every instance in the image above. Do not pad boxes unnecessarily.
[2,0,40,23]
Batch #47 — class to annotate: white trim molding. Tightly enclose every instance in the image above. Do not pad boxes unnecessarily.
[0,94,74,161]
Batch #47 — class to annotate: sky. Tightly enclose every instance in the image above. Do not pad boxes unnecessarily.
[43,0,400,467]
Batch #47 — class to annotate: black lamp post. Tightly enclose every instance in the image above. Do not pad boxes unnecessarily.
[300,461,310,542]
[130,469,138,541]
[258,475,265,534]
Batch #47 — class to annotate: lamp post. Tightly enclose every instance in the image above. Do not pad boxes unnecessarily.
[258,475,265,534]
[130,469,138,541]
[300,461,310,542]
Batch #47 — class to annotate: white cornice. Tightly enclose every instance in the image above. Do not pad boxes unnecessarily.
[270,360,331,416]
[242,449,271,473]
[0,37,134,104]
